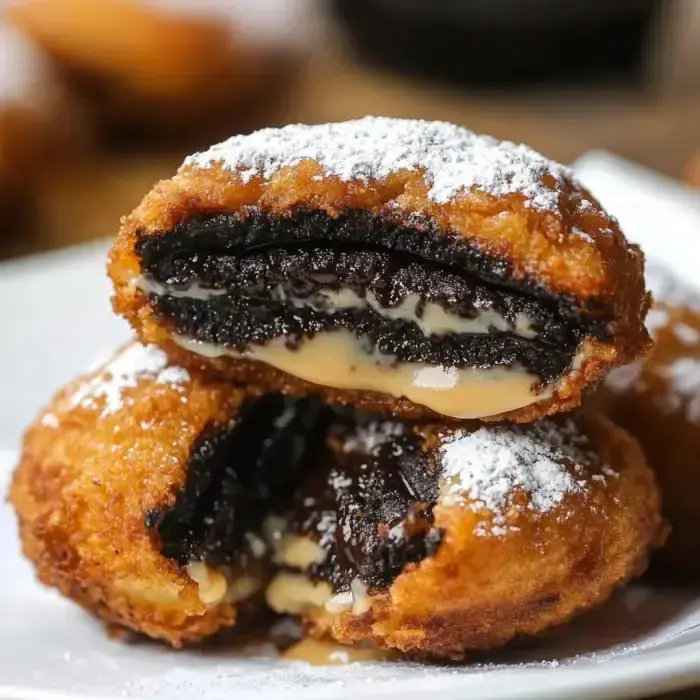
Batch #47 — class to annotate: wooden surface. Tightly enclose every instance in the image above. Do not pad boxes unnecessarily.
[3,40,700,699]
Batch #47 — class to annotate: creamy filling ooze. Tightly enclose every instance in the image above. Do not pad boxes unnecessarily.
[265,535,372,617]
[137,274,586,418]
[186,561,262,606]
[174,332,556,419]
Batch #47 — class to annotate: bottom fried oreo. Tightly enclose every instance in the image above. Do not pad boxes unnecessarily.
[11,343,664,657]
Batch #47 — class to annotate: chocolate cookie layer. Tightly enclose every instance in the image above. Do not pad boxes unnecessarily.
[290,417,443,592]
[139,216,589,382]
[148,396,446,591]
[146,394,333,568]
[133,208,611,419]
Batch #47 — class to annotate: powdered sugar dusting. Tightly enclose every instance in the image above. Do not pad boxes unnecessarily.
[342,420,404,455]
[440,420,602,535]
[620,260,700,420]
[184,117,573,211]
[673,322,700,345]
[69,344,190,417]
[605,362,644,394]
[156,366,191,385]
[40,413,59,429]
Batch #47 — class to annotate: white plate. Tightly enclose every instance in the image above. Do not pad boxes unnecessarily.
[3,154,700,700]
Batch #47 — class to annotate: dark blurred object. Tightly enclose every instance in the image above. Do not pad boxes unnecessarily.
[0,23,86,221]
[684,153,700,190]
[8,0,304,143]
[332,0,663,86]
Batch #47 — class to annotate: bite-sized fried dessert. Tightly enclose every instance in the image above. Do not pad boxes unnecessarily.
[0,23,80,213]
[265,411,664,659]
[109,117,651,423]
[10,342,331,646]
[8,0,265,133]
[601,263,700,576]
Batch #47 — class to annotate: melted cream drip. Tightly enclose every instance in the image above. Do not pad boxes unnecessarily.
[282,287,537,339]
[277,535,327,569]
[283,638,394,665]
[266,573,333,615]
[174,332,553,419]
[186,562,261,606]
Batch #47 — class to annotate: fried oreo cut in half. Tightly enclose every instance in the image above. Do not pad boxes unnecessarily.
[600,263,700,578]
[10,342,332,647]
[109,117,651,422]
[265,411,665,659]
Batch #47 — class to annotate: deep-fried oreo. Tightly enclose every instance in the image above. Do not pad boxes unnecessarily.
[109,117,650,422]
[11,342,664,654]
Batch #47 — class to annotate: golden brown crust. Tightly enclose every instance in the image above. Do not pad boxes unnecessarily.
[9,343,249,646]
[301,412,665,659]
[598,302,700,577]
[110,155,651,325]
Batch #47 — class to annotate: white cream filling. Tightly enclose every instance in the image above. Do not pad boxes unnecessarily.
[282,287,537,339]
[136,276,538,339]
[173,331,559,419]
[282,637,393,665]
[266,572,334,615]
[186,562,261,606]
[266,570,371,618]
[137,277,229,300]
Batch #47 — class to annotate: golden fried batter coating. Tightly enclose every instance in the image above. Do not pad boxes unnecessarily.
[0,23,82,211]
[8,0,263,131]
[600,281,700,576]
[9,342,252,646]
[10,340,664,657]
[109,118,650,423]
[267,412,665,659]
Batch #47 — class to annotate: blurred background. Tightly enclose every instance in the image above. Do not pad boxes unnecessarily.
[0,0,700,261]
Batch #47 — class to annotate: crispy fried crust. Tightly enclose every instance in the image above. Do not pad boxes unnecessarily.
[301,412,665,659]
[108,133,651,421]
[10,342,665,656]
[598,302,700,577]
[9,344,249,646]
